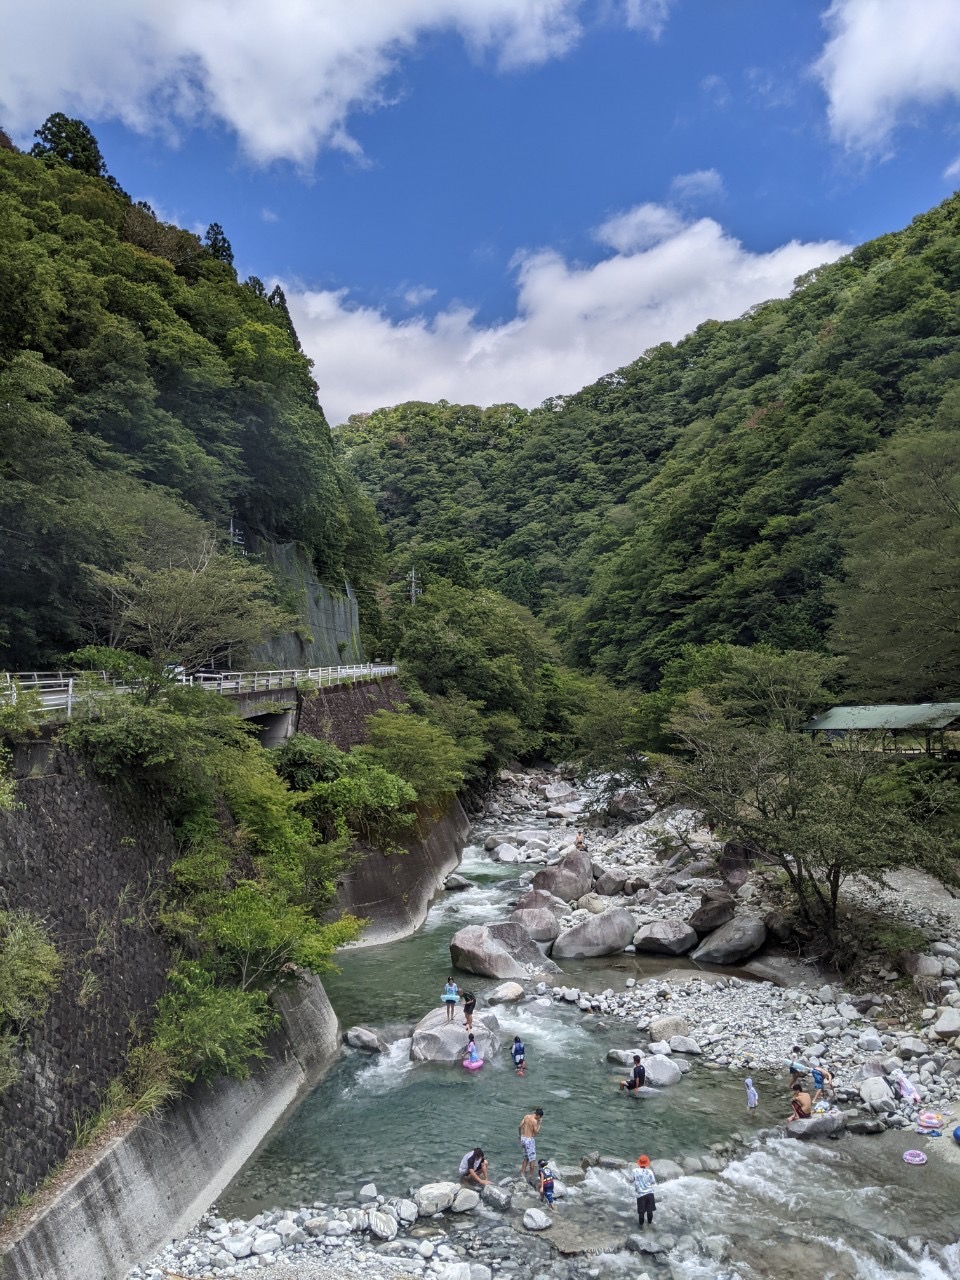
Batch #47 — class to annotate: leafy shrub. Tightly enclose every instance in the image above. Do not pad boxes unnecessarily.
[0,911,63,1029]
[151,963,276,1082]
[356,710,467,811]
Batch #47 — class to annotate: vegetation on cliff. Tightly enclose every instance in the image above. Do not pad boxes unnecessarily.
[0,120,382,670]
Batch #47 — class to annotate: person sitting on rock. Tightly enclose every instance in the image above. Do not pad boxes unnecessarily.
[575,831,587,851]
[787,1081,812,1123]
[619,1055,646,1093]
[459,1147,490,1186]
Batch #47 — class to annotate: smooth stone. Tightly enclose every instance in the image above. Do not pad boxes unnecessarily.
[487,981,525,1004]
[409,1007,501,1063]
[552,908,637,959]
[785,1112,847,1139]
[633,919,698,956]
[643,1054,683,1087]
[415,1182,460,1215]
[452,1187,481,1212]
[648,1015,690,1041]
[450,921,559,979]
[252,1233,282,1255]
[692,916,767,965]
[369,1210,398,1241]
[522,1209,553,1231]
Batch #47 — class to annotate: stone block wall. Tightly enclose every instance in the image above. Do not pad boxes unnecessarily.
[0,743,177,1213]
[296,676,407,748]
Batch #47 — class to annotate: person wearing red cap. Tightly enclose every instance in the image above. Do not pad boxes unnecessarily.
[633,1155,657,1229]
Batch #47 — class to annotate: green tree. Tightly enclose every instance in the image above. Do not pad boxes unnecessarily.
[204,222,234,267]
[829,429,960,699]
[30,112,108,178]
[357,710,467,811]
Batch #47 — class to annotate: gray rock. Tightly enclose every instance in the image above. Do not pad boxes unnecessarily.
[633,919,698,956]
[688,889,735,935]
[934,1008,960,1039]
[415,1181,460,1215]
[692,916,767,965]
[481,1184,512,1210]
[410,1007,501,1063]
[648,1015,690,1041]
[346,1026,387,1053]
[394,1199,418,1226]
[303,1218,328,1237]
[785,1112,847,1139]
[494,843,522,864]
[452,1187,481,1212]
[522,1208,553,1231]
[898,1036,928,1059]
[595,870,627,895]
[552,908,637,959]
[608,1048,643,1065]
[509,907,562,942]
[858,1031,884,1053]
[859,1077,894,1109]
[647,1040,671,1055]
[252,1232,282,1255]
[531,847,594,902]
[358,1182,378,1202]
[514,888,567,915]
[487,981,525,1004]
[369,1210,398,1241]
[577,891,614,915]
[450,921,559,979]
[445,874,472,890]
[650,1158,685,1179]
[537,781,577,802]
[899,952,944,979]
[668,1035,702,1054]
[607,788,647,820]
[643,1054,683,1087]
[325,1221,352,1237]
[222,1235,254,1258]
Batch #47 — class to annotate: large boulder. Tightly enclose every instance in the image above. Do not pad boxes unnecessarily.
[368,1210,398,1240]
[785,1112,847,1140]
[493,843,522,864]
[899,951,944,979]
[531,847,593,903]
[595,870,626,896]
[859,1077,895,1110]
[691,915,767,965]
[450,921,559,979]
[487,981,525,1004]
[633,920,697,956]
[643,1054,683,1087]
[537,781,577,802]
[345,1026,387,1053]
[648,1015,689,1041]
[515,887,566,912]
[415,1182,460,1215]
[410,1007,501,1063]
[552,908,637,960]
[607,788,647,820]
[934,1008,960,1039]
[451,1188,480,1213]
[509,907,562,942]
[687,889,736,936]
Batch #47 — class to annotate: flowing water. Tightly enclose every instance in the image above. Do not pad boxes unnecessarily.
[222,828,960,1279]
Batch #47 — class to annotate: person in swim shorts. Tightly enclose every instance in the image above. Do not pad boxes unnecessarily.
[788,1081,812,1122]
[810,1064,834,1105]
[519,1107,544,1178]
[442,976,459,1023]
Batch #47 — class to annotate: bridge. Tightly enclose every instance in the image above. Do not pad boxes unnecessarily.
[0,665,398,739]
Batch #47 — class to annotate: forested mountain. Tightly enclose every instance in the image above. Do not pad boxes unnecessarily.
[338,195,960,697]
[0,129,381,669]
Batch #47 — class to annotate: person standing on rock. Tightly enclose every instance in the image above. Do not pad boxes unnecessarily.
[811,1064,834,1105]
[519,1107,544,1178]
[459,1147,490,1186]
[442,976,460,1023]
[633,1155,656,1229]
[461,987,477,1031]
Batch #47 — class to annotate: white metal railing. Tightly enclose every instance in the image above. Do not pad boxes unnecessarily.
[0,664,397,718]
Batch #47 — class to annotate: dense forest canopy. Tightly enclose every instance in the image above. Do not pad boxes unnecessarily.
[0,130,381,669]
[338,195,960,699]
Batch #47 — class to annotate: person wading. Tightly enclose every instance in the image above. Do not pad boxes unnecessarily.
[519,1107,544,1179]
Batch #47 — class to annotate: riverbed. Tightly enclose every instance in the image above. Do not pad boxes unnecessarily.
[218,811,960,1279]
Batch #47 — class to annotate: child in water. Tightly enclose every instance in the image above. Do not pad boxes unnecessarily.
[465,1033,480,1063]
[512,1035,526,1075]
[538,1159,555,1205]
[744,1077,759,1111]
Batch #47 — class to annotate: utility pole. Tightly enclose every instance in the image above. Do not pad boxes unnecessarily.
[407,565,422,606]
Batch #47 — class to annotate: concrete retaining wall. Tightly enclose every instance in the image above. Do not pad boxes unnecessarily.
[1,975,340,1280]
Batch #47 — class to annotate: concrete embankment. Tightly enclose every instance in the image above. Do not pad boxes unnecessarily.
[1,978,339,1280]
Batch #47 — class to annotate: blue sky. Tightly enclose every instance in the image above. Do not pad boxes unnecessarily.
[4,1,960,421]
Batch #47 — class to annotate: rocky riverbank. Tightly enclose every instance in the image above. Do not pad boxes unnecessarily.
[127,766,960,1280]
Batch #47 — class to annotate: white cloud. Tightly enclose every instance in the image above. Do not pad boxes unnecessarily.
[669,168,724,201]
[403,285,438,306]
[287,209,849,423]
[700,74,729,107]
[620,0,674,37]
[261,208,280,223]
[945,156,960,181]
[815,0,960,151]
[0,0,595,164]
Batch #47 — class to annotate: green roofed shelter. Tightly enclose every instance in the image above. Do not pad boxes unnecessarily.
[806,702,960,756]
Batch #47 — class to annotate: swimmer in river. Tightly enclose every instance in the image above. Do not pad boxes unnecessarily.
[519,1107,544,1178]
[511,1035,526,1075]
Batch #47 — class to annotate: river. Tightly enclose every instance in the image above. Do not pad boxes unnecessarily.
[221,815,960,1280]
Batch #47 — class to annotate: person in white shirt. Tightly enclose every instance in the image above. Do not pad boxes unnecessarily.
[632,1154,657,1228]
[458,1147,489,1186]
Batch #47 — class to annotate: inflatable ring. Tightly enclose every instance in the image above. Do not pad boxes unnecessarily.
[462,1057,484,1071]
[953,1125,960,1146]
[903,1150,927,1165]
